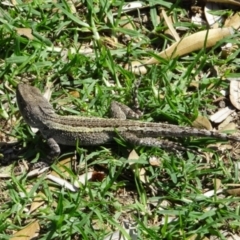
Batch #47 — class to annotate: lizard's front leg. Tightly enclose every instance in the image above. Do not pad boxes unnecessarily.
[46,138,61,161]
[30,137,61,169]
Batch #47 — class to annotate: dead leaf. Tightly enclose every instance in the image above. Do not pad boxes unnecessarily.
[128,150,147,183]
[69,91,80,98]
[226,188,240,196]
[66,0,76,13]
[161,9,180,41]
[30,191,46,213]
[209,106,235,123]
[120,15,136,31]
[128,149,139,164]
[51,157,72,178]
[218,143,233,152]
[230,80,240,110]
[192,116,212,130]
[224,12,240,29]
[149,156,161,167]
[10,220,40,240]
[213,178,222,190]
[218,115,234,130]
[102,36,119,49]
[125,60,147,75]
[219,122,237,132]
[146,27,234,63]
[127,27,234,73]
[16,28,34,40]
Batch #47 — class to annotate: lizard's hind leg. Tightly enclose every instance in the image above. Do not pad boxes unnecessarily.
[121,132,200,155]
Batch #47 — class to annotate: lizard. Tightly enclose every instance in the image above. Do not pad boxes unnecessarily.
[16,83,240,165]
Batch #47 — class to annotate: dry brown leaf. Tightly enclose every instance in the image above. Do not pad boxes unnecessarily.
[145,27,234,64]
[226,188,240,196]
[120,15,135,31]
[128,149,139,164]
[224,12,240,29]
[137,168,147,183]
[209,106,235,123]
[128,150,147,183]
[16,28,34,40]
[125,60,147,75]
[213,178,222,190]
[69,91,80,98]
[127,27,233,73]
[30,191,46,213]
[218,143,232,152]
[102,36,119,49]
[192,116,212,130]
[10,220,40,240]
[219,122,237,132]
[66,0,76,13]
[230,80,240,110]
[149,156,161,167]
[189,81,199,89]
[161,9,180,41]
[51,157,72,178]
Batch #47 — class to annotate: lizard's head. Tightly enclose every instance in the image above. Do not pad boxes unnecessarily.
[16,84,55,128]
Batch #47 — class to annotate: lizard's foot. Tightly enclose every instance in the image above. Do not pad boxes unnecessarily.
[29,161,50,170]
[110,79,143,120]
[110,101,142,119]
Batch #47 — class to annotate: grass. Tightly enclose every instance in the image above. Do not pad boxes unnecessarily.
[1,0,240,239]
